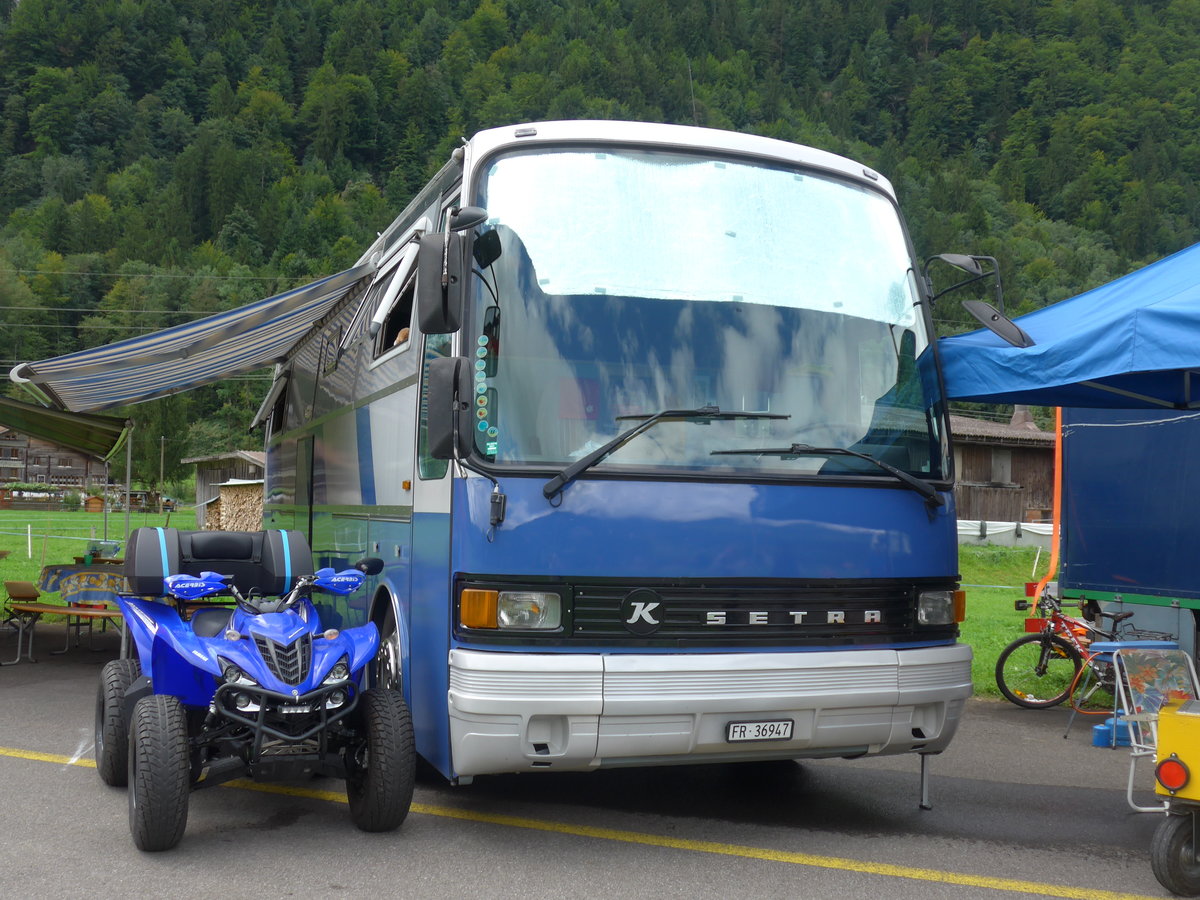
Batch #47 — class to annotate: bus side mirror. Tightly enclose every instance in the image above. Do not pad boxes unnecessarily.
[417,232,465,334]
[427,356,474,460]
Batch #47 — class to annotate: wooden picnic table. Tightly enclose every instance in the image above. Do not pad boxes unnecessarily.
[2,601,124,665]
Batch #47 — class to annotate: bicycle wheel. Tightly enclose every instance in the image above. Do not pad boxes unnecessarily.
[995,633,1083,708]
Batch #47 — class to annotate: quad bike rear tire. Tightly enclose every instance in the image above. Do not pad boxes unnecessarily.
[346,688,415,832]
[95,658,141,786]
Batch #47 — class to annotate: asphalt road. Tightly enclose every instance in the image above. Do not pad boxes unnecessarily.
[0,624,1175,899]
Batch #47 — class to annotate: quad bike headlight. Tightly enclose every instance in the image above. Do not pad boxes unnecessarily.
[323,657,350,684]
[219,659,253,686]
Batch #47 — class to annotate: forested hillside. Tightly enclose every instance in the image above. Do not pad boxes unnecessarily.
[0,0,1195,484]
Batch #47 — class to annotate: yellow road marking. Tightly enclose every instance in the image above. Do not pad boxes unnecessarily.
[1,746,96,767]
[0,745,1158,900]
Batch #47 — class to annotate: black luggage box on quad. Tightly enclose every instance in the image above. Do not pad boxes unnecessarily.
[124,527,313,597]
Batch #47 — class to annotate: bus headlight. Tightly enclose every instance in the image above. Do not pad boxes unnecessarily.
[498,591,561,629]
[460,588,561,630]
[917,590,955,625]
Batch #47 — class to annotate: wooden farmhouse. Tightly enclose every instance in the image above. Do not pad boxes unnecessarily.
[0,426,113,490]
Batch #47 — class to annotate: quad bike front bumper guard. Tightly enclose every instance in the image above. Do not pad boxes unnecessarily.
[212,680,360,745]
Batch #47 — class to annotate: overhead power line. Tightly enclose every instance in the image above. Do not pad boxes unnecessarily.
[3,267,285,281]
[0,321,198,331]
[0,304,210,315]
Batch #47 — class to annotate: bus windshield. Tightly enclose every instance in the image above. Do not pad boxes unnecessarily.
[467,146,947,480]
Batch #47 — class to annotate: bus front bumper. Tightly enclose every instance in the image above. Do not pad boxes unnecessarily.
[447,644,972,777]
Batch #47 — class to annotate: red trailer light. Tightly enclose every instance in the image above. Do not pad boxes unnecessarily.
[1156,755,1190,793]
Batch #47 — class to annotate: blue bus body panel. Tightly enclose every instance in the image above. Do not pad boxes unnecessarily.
[410,510,454,777]
[452,477,956,581]
[403,476,954,778]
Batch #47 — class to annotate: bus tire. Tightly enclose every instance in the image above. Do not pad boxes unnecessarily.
[128,695,190,852]
[371,600,402,692]
[346,688,415,832]
[95,658,141,786]
[1152,811,1200,897]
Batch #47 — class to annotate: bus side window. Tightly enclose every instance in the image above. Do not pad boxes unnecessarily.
[269,386,288,437]
[376,274,416,357]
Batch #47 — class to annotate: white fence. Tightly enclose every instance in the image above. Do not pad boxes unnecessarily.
[957,519,1055,549]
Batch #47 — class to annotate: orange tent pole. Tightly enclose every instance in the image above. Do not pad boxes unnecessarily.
[1034,407,1063,601]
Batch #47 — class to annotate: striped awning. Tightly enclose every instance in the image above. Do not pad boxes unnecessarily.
[0,395,128,460]
[9,266,370,412]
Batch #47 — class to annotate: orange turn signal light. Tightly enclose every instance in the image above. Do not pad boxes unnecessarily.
[953,590,967,623]
[1157,755,1190,793]
[460,589,498,629]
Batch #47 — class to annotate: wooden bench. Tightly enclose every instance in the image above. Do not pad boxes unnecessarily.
[1,602,124,665]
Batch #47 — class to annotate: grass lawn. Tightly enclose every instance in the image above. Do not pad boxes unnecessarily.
[0,507,196,590]
[959,544,1054,699]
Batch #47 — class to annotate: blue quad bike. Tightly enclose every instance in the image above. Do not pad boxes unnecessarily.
[94,527,414,851]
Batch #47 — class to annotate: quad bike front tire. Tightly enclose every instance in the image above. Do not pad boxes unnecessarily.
[346,688,415,832]
[95,658,141,786]
[128,695,191,852]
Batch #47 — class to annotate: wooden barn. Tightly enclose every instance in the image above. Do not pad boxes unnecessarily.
[182,450,266,530]
[951,408,1056,523]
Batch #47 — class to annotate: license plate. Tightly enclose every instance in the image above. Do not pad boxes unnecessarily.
[726,719,794,742]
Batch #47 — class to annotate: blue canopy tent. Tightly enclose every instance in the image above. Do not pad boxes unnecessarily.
[937,242,1200,607]
[938,241,1200,408]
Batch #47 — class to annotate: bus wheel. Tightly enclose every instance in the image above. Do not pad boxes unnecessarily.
[1152,811,1200,896]
[372,604,402,692]
[346,688,415,832]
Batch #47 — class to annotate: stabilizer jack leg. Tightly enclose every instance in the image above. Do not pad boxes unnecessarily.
[919,753,932,810]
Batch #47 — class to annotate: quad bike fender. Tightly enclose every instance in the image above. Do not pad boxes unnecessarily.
[149,630,221,706]
[343,621,380,675]
[117,596,220,705]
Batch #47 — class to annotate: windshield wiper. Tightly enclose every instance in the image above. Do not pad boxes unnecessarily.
[711,443,944,508]
[543,406,789,500]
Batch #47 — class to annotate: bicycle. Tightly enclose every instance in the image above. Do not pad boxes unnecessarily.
[994,593,1155,709]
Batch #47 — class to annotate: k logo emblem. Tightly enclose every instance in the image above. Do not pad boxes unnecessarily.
[620,589,664,635]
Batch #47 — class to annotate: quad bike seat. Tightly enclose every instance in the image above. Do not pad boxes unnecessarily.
[189,607,233,637]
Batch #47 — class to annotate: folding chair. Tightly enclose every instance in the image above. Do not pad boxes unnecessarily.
[2,580,40,624]
[1065,639,1179,740]
[2,581,42,664]
[1111,646,1200,812]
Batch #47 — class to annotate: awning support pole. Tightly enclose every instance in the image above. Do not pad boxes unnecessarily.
[124,423,132,544]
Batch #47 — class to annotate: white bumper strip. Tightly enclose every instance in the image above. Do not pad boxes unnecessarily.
[447,645,972,776]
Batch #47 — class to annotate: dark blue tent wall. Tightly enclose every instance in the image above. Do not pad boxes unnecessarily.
[1060,407,1200,606]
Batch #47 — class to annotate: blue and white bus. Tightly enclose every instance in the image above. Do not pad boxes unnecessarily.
[261,120,971,784]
